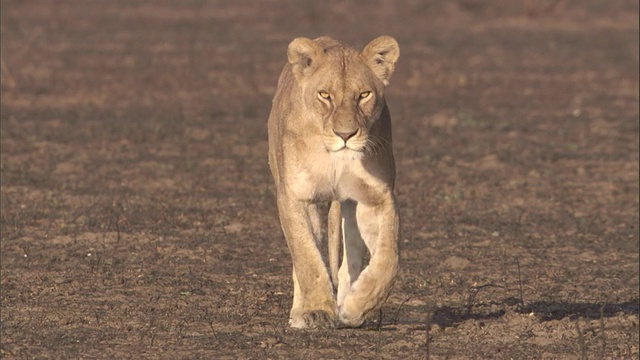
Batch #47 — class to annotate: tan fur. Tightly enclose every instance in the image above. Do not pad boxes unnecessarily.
[268,36,400,328]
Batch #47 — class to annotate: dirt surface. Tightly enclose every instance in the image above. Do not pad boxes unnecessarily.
[1,1,638,358]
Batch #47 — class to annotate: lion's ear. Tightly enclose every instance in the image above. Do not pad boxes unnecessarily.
[362,36,400,85]
[287,37,323,80]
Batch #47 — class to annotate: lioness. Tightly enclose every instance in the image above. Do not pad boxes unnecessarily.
[267,36,400,329]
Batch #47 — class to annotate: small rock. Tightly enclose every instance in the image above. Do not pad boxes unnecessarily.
[442,256,470,269]
[224,222,244,234]
[429,324,444,334]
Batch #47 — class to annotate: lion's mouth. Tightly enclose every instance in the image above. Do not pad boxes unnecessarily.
[328,140,363,151]
[323,132,367,155]
[325,141,366,161]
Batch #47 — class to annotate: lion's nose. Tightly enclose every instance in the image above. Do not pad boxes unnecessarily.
[333,129,358,142]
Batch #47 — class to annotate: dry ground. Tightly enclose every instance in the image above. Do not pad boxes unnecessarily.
[1,1,639,358]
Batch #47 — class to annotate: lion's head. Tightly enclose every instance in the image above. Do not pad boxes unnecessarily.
[286,36,399,160]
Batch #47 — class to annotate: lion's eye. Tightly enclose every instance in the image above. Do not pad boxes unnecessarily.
[318,91,331,100]
[359,91,372,99]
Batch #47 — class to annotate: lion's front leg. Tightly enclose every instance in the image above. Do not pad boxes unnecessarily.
[277,195,337,329]
[338,193,399,327]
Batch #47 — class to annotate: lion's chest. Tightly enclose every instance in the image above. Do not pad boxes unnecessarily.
[287,160,364,202]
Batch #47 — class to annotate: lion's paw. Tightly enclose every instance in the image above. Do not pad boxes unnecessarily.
[338,303,366,328]
[289,310,337,329]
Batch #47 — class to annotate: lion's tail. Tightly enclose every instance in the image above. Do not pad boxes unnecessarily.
[328,201,341,289]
